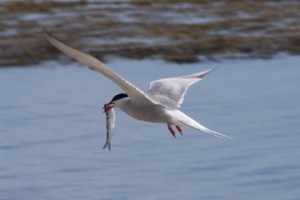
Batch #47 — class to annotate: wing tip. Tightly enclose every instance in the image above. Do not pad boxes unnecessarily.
[43,29,69,48]
[43,29,56,43]
[198,68,216,78]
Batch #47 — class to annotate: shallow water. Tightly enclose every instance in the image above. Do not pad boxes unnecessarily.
[0,56,299,200]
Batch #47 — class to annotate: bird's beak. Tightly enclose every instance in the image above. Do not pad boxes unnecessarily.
[103,102,114,113]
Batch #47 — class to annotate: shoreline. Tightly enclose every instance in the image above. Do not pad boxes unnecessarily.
[1,0,300,67]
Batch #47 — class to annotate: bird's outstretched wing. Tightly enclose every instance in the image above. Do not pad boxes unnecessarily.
[44,30,159,106]
[147,69,214,109]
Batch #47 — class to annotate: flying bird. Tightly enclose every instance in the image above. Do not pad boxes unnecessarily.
[44,31,229,138]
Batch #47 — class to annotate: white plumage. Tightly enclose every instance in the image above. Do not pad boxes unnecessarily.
[45,31,230,139]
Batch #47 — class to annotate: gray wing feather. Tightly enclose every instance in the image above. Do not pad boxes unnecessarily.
[147,69,214,109]
[44,30,158,106]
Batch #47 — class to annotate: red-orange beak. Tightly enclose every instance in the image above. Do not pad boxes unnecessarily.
[103,102,114,113]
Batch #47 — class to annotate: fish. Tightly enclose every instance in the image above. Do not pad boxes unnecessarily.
[102,103,116,151]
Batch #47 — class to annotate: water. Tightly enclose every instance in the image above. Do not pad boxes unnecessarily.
[0,55,299,200]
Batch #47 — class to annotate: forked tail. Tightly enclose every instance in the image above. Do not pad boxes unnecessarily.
[178,112,231,138]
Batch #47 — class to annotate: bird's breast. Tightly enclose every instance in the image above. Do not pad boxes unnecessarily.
[119,102,168,123]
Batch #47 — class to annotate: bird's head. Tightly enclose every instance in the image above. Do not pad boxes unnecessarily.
[103,93,128,112]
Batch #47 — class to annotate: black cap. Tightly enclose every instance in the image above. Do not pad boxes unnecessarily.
[111,93,128,102]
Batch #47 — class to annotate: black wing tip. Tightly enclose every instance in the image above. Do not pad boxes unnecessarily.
[43,29,63,44]
[204,67,217,75]
[209,67,219,73]
[43,28,54,40]
[194,68,217,79]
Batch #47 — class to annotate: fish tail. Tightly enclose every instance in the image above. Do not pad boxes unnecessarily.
[103,141,111,151]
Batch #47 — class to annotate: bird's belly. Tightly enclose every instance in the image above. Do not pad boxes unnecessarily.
[121,104,167,123]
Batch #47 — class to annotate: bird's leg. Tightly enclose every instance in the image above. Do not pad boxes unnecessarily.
[167,124,176,138]
[176,126,183,135]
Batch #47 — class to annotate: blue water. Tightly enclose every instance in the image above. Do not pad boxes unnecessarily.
[0,55,299,200]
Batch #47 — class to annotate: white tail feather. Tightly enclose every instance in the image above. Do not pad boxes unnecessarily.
[176,111,231,138]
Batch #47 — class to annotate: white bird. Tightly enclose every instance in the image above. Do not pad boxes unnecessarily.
[44,31,229,138]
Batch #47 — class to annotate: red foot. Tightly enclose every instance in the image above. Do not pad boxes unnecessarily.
[167,124,176,138]
[176,126,183,135]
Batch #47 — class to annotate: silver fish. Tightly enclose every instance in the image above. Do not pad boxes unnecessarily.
[102,104,116,151]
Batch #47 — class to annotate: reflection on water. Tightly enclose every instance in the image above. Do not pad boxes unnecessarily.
[0,55,300,200]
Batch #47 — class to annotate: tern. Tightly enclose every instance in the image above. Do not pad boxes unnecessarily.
[44,31,229,138]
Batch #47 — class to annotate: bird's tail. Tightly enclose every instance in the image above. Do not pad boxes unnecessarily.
[177,112,231,139]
